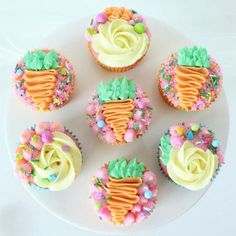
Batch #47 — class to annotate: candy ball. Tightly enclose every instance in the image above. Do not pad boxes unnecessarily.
[95,202,102,211]
[191,124,200,132]
[41,130,53,143]
[16,68,23,76]
[187,131,194,140]
[96,13,107,24]
[144,190,153,199]
[212,139,220,148]
[134,23,146,34]
[97,120,105,128]
[124,129,136,143]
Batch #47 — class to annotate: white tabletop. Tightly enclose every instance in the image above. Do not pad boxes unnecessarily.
[1,0,236,235]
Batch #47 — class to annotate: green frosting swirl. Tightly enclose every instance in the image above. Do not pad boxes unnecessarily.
[160,135,172,165]
[30,132,82,191]
[23,50,60,70]
[108,157,144,179]
[178,46,210,68]
[98,76,136,103]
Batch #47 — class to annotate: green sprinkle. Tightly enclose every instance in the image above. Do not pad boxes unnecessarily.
[164,75,172,82]
[42,178,50,183]
[134,123,139,131]
[60,68,67,76]
[29,144,35,151]
[128,112,133,118]
[16,153,23,159]
[61,79,68,83]
[32,135,39,142]
[210,75,220,88]
[164,86,174,95]
[31,159,40,162]
[67,74,73,83]
[53,98,60,104]
[104,196,111,202]
[44,166,49,170]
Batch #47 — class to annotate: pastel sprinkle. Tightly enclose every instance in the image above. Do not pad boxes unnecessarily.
[16,68,23,76]
[95,202,102,211]
[62,145,71,152]
[49,174,57,181]
[191,124,200,132]
[212,139,220,148]
[187,131,194,140]
[97,120,105,128]
[144,190,153,199]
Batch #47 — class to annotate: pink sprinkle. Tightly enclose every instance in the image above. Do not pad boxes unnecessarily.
[41,130,53,143]
[124,129,136,143]
[62,145,71,152]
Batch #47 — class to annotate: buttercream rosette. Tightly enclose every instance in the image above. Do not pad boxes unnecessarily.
[86,76,152,145]
[158,121,224,190]
[13,49,76,111]
[158,46,223,111]
[85,7,151,72]
[90,157,158,225]
[14,122,82,191]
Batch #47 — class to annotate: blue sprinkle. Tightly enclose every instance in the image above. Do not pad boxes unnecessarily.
[144,190,153,199]
[97,120,105,128]
[212,139,220,148]
[16,68,23,76]
[132,9,138,14]
[143,207,151,212]
[187,131,194,140]
[49,174,57,181]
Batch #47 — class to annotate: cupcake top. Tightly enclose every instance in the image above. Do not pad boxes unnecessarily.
[15,122,82,191]
[13,49,76,111]
[90,157,158,225]
[159,46,223,111]
[158,121,224,190]
[86,76,152,144]
[85,7,151,68]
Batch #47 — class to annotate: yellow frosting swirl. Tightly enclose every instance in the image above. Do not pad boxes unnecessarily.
[30,132,82,191]
[91,19,149,67]
[167,141,218,190]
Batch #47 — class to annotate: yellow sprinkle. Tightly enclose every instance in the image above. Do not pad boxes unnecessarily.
[177,126,184,135]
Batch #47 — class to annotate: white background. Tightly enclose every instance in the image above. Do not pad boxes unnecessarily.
[0,0,236,235]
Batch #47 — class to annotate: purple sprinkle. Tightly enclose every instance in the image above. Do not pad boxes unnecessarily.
[42,130,53,143]
[62,145,71,152]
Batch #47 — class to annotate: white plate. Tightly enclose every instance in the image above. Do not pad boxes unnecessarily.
[5,17,229,234]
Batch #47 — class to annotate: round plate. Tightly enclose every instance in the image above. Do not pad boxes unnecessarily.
[5,17,229,234]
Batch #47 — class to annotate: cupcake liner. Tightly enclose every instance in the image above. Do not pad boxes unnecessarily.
[88,43,150,72]
[157,122,223,189]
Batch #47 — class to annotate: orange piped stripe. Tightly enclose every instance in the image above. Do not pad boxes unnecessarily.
[107,177,141,224]
[102,99,134,143]
[24,70,57,111]
[175,66,209,110]
[104,7,132,22]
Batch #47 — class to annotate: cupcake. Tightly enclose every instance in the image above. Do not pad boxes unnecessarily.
[85,7,151,72]
[158,121,224,190]
[13,49,76,111]
[14,122,82,191]
[86,76,152,144]
[158,46,223,111]
[90,157,158,225]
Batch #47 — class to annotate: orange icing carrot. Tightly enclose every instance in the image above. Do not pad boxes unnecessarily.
[107,177,141,224]
[24,70,57,111]
[104,7,132,22]
[102,99,134,143]
[175,66,209,110]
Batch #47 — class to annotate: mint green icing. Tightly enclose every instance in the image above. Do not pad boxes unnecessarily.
[160,135,172,165]
[98,76,136,103]
[23,50,60,71]
[178,46,210,68]
[108,157,144,179]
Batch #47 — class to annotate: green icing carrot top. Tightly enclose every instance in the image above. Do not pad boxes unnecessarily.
[108,157,145,179]
[98,76,136,103]
[178,46,210,68]
[23,50,60,71]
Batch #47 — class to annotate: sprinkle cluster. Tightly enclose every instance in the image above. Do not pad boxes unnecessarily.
[13,50,75,111]
[159,121,224,167]
[85,7,149,41]
[90,160,158,224]
[86,85,152,144]
[159,53,223,110]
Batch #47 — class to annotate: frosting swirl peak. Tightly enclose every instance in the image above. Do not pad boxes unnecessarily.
[91,19,149,67]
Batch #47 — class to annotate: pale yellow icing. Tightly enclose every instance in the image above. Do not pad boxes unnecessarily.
[30,132,82,191]
[167,141,218,190]
[91,19,149,67]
